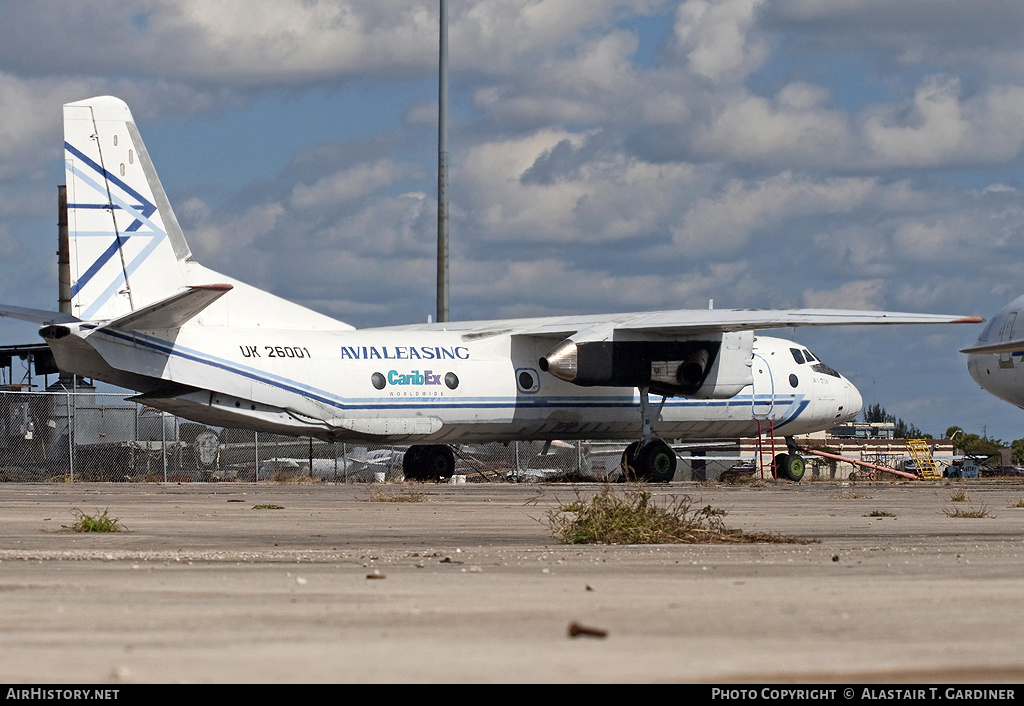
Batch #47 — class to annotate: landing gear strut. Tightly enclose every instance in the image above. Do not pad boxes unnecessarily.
[620,387,677,483]
[403,444,455,481]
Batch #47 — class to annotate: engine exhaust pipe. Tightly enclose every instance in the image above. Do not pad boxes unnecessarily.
[677,348,709,389]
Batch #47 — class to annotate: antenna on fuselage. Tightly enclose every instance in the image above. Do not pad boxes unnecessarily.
[436,0,450,323]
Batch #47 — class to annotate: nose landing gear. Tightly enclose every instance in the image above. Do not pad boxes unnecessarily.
[774,437,806,482]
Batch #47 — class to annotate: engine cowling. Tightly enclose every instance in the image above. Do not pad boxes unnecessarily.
[539,330,752,398]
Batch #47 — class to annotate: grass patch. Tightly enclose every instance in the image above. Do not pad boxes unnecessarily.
[948,487,970,503]
[864,510,895,517]
[833,491,873,499]
[1009,498,1024,508]
[253,504,284,510]
[546,485,811,545]
[944,504,991,518]
[367,487,428,503]
[62,509,125,533]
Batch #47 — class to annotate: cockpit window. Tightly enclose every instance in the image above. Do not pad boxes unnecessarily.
[803,350,816,362]
[789,348,805,364]
[978,317,996,342]
[812,362,841,378]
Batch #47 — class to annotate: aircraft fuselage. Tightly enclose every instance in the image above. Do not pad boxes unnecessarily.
[46,322,861,444]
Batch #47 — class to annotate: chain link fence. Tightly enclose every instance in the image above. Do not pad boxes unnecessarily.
[0,389,749,483]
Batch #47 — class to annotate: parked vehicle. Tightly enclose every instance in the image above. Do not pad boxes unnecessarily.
[944,459,980,478]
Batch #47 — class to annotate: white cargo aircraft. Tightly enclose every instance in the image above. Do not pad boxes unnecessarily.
[961,294,1024,408]
[0,97,982,482]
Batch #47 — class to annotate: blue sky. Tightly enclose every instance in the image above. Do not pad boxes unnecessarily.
[2,0,1024,441]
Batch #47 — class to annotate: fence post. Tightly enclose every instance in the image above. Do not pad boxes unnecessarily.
[161,410,167,482]
[254,431,260,482]
[66,390,74,482]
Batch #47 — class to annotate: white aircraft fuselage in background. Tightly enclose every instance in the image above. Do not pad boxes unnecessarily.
[0,96,981,481]
[963,293,1024,409]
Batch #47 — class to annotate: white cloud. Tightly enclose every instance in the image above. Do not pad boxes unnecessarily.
[860,76,1024,167]
[672,172,878,255]
[696,84,852,164]
[289,160,417,209]
[802,279,887,310]
[671,0,769,82]
[0,73,101,180]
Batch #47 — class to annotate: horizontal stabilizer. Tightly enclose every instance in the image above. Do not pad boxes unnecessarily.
[0,305,80,326]
[960,339,1024,355]
[105,284,233,330]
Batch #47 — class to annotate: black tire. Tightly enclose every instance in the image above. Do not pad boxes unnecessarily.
[403,445,454,481]
[619,441,641,482]
[402,445,425,480]
[775,452,805,482]
[420,445,455,481]
[635,440,677,483]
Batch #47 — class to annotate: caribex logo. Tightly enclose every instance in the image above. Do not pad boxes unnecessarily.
[372,370,460,390]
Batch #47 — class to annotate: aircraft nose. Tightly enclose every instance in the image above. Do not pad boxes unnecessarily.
[845,381,863,421]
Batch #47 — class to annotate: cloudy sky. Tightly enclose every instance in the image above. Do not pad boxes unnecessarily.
[2,0,1024,441]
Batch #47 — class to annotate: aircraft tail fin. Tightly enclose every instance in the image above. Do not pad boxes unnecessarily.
[63,96,191,322]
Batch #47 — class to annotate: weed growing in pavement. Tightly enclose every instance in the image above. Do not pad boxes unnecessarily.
[546,484,812,545]
[62,508,125,533]
[833,490,873,500]
[944,504,991,518]
[252,504,285,510]
[367,487,428,503]
[864,510,895,517]
[948,487,970,503]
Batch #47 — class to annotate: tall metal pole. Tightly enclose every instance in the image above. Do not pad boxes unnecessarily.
[436,0,450,323]
[58,186,71,315]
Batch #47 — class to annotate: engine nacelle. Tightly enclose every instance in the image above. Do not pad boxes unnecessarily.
[539,330,753,398]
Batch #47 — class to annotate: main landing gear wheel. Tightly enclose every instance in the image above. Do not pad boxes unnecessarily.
[774,452,805,482]
[403,444,455,481]
[620,439,677,483]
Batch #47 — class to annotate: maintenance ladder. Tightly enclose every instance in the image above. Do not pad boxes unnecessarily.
[906,438,942,480]
[756,419,780,479]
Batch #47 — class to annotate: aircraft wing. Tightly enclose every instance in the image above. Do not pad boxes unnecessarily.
[514,308,983,339]
[384,308,982,340]
[960,339,1024,355]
